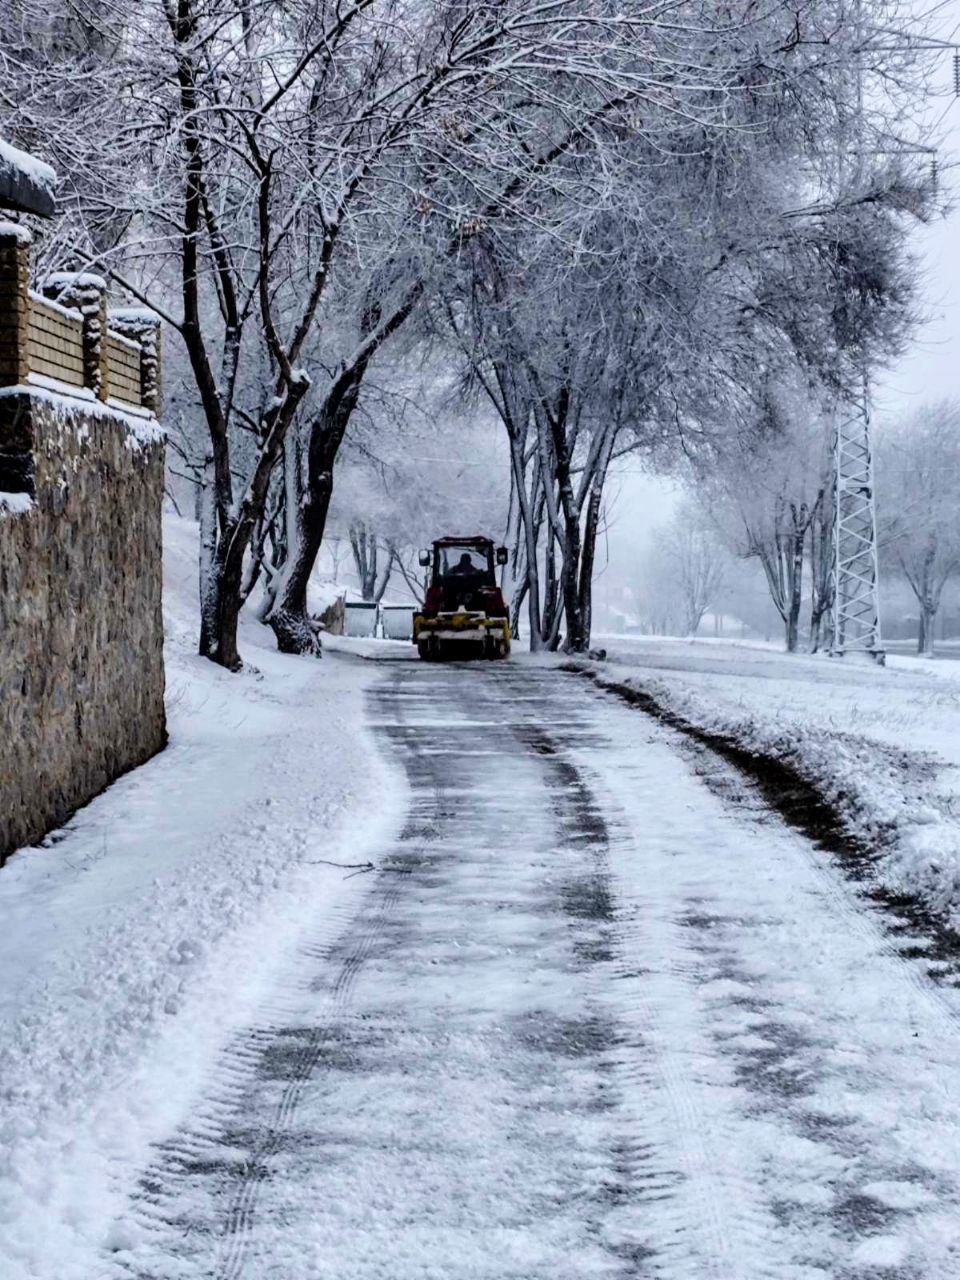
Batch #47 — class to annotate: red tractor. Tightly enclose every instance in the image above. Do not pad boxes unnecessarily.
[413,536,511,661]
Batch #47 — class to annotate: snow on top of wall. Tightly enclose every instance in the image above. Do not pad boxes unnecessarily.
[107,328,141,353]
[105,398,165,448]
[0,491,33,517]
[28,288,83,324]
[0,380,165,450]
[0,138,56,192]
[110,307,160,325]
[44,270,107,292]
[0,219,31,244]
[23,373,97,402]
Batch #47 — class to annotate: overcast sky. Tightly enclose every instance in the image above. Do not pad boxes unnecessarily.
[875,201,960,421]
[875,4,960,420]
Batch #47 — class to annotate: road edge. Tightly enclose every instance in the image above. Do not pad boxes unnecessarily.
[561,659,960,969]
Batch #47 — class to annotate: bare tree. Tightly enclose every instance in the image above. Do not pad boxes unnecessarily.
[633,543,682,637]
[12,0,681,664]
[877,400,960,655]
[704,382,832,652]
[654,504,729,636]
[348,523,393,604]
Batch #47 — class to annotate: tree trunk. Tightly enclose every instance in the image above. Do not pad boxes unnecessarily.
[198,452,219,658]
[576,469,604,650]
[809,609,824,654]
[808,492,831,654]
[241,507,268,610]
[786,609,799,653]
[508,433,543,649]
[553,456,587,653]
[202,514,248,671]
[560,525,587,653]
[785,531,804,653]
[266,292,420,654]
[374,543,395,604]
[809,581,833,653]
[283,432,302,557]
[269,379,359,653]
[510,575,528,641]
[543,533,560,649]
[544,575,566,650]
[207,380,312,668]
[250,444,298,623]
[919,603,936,656]
[350,522,379,601]
[575,431,614,651]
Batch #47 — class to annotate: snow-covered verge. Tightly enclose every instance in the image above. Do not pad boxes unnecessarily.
[584,637,960,925]
[0,491,33,516]
[0,515,403,1280]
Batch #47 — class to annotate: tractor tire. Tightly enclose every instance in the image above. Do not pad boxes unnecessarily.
[484,632,510,660]
[417,638,432,661]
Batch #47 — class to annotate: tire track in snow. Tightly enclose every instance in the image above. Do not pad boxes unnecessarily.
[664,748,955,1276]
[116,880,392,1277]
[214,881,409,1280]
[680,733,960,1019]
[113,675,428,1279]
[110,666,674,1278]
[421,668,658,1276]
[207,673,441,1279]
[490,669,824,1275]
[575,662,960,996]
[506,674,789,1280]
[569,669,960,1277]
[506,711,662,1274]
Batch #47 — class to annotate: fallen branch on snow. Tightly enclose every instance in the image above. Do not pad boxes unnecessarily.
[303,858,412,878]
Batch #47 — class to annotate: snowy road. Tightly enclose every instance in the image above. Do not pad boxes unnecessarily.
[114,663,960,1279]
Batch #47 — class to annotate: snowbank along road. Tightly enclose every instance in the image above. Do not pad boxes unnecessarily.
[111,662,960,1279]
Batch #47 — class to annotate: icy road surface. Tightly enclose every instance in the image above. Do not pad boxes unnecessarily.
[114,663,960,1278]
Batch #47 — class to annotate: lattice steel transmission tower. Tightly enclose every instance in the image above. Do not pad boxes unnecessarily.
[830,382,883,660]
[828,0,884,662]
[827,32,956,661]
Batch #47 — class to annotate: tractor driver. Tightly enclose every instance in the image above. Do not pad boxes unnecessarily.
[451,552,478,576]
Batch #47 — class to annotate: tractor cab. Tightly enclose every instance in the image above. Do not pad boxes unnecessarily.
[421,537,507,613]
[413,536,511,660]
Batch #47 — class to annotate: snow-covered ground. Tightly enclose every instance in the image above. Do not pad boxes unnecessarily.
[9,537,960,1278]
[592,636,960,925]
[0,516,403,1280]
[86,661,960,1278]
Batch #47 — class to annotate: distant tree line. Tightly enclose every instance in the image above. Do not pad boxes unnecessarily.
[633,398,960,656]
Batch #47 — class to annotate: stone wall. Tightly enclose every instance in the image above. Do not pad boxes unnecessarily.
[0,388,166,861]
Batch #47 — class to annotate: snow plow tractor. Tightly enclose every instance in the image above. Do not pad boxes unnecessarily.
[413,536,511,661]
